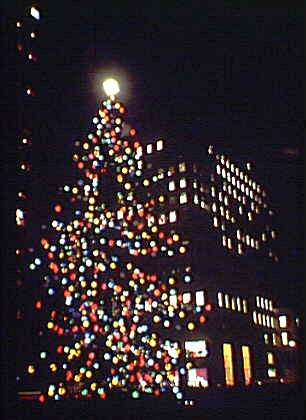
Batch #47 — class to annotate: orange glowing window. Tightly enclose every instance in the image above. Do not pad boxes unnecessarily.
[242,346,252,385]
[223,343,234,386]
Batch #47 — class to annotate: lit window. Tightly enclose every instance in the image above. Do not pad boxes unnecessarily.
[261,297,265,310]
[236,297,242,312]
[156,139,163,151]
[264,334,269,344]
[185,341,208,359]
[180,178,187,189]
[231,297,236,311]
[225,294,230,309]
[193,194,199,205]
[269,300,273,311]
[195,291,205,306]
[238,243,244,255]
[169,180,176,191]
[20,162,31,171]
[146,144,153,154]
[217,292,224,308]
[169,210,177,223]
[278,315,287,328]
[17,191,27,199]
[242,299,248,314]
[157,169,164,179]
[266,315,271,328]
[222,235,227,247]
[242,346,252,385]
[281,332,289,346]
[272,333,278,346]
[169,295,177,308]
[267,352,274,365]
[253,311,257,324]
[213,216,218,228]
[158,214,166,225]
[187,368,209,388]
[267,368,277,378]
[258,313,262,325]
[145,300,152,312]
[30,6,40,19]
[168,166,175,176]
[183,292,191,304]
[179,192,187,204]
[179,162,186,172]
[136,146,143,156]
[16,208,25,226]
[223,343,234,386]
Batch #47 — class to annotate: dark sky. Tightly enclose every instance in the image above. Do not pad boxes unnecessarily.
[7,3,305,311]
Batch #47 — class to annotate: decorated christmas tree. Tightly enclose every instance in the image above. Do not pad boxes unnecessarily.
[18,79,209,403]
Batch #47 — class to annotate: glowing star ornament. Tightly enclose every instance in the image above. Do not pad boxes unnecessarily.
[103,78,120,97]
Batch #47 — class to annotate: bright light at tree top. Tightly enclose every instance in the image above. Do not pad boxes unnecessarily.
[103,78,120,96]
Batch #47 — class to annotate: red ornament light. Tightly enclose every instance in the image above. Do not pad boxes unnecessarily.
[54,204,62,213]
[38,394,45,403]
[35,300,42,309]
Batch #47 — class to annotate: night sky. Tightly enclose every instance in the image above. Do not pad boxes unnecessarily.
[6,3,305,309]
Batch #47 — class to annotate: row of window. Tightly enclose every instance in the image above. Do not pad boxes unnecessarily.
[220,181,264,207]
[253,311,277,329]
[117,209,178,225]
[223,343,252,386]
[137,139,164,156]
[171,290,207,308]
[169,178,187,191]
[215,159,265,196]
[217,292,248,313]
[179,342,282,389]
[255,296,274,312]
[168,178,207,193]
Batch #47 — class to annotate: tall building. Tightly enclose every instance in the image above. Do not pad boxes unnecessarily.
[9,2,49,400]
[14,87,300,404]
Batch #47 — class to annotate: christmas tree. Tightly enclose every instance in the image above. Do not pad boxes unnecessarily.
[18,79,210,403]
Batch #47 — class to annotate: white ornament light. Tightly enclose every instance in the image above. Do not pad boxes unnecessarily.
[103,78,120,96]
